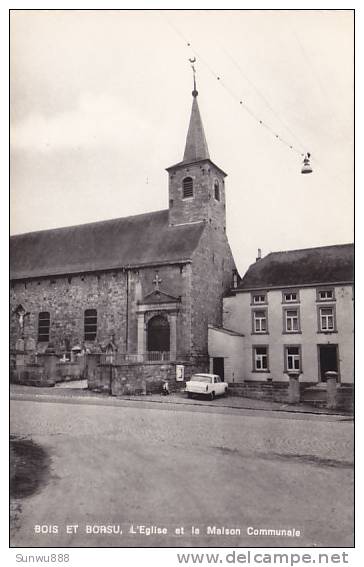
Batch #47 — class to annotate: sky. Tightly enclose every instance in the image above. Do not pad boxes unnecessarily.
[10,9,354,276]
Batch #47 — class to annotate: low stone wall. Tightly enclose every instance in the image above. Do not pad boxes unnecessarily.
[10,350,210,394]
[56,361,86,382]
[228,381,291,403]
[11,364,56,387]
[336,385,354,412]
[110,363,174,396]
[87,355,210,396]
[228,380,354,412]
[88,364,113,393]
[10,352,85,387]
[302,383,353,412]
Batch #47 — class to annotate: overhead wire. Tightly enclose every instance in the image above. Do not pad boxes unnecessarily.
[164,16,307,158]
[286,17,350,187]
[220,46,308,155]
[164,15,354,191]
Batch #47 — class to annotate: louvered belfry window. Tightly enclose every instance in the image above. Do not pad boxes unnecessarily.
[38,312,50,342]
[84,309,97,341]
[214,180,220,201]
[182,177,193,198]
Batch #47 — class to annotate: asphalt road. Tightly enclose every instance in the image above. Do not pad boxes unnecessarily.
[10,398,354,548]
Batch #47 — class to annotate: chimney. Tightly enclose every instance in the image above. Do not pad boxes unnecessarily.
[232,269,238,289]
[256,248,262,262]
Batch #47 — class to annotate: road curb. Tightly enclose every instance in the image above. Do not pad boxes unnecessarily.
[117,395,352,418]
[10,390,352,418]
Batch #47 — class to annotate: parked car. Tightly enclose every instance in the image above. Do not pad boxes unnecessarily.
[185,373,228,400]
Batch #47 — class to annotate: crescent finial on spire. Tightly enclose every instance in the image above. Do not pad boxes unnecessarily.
[189,57,198,97]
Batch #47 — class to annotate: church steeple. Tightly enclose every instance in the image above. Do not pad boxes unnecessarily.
[182,93,210,164]
[167,63,227,228]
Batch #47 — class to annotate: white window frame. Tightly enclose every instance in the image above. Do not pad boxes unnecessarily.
[285,346,301,372]
[252,309,268,333]
[252,293,267,305]
[319,306,335,332]
[282,290,299,303]
[284,308,300,333]
[253,346,269,372]
[317,288,335,302]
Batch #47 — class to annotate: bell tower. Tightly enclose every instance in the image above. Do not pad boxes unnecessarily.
[166,66,227,231]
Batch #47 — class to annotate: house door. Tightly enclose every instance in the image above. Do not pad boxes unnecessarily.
[318,345,339,381]
[213,357,225,381]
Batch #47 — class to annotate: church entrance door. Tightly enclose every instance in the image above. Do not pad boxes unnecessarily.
[147,315,170,356]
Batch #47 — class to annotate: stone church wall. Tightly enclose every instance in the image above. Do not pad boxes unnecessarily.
[126,263,192,357]
[190,225,236,356]
[10,271,129,352]
[10,261,194,357]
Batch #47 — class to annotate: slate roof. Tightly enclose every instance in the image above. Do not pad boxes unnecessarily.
[236,244,354,291]
[182,95,210,164]
[166,93,227,177]
[208,325,244,337]
[10,209,205,280]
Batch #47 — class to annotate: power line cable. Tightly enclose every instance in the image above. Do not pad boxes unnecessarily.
[164,16,306,158]
[166,16,354,190]
[220,46,308,154]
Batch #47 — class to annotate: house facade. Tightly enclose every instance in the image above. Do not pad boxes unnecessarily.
[209,244,354,386]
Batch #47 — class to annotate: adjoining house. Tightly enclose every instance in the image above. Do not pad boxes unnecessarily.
[209,244,354,401]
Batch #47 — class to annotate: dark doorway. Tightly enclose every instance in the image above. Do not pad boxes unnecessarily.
[147,315,170,352]
[318,345,339,381]
[213,357,225,381]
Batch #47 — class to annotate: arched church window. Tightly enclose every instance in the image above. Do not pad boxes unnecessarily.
[182,177,193,199]
[84,309,97,341]
[38,312,50,342]
[214,180,220,201]
[147,315,170,353]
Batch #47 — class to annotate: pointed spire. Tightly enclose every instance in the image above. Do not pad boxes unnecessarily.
[183,91,210,163]
[182,58,210,164]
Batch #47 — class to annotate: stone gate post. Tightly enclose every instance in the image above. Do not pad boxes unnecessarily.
[288,372,301,404]
[326,371,338,410]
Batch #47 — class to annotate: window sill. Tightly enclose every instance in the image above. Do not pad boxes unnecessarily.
[317,330,338,334]
[251,332,269,335]
[283,331,302,335]
[252,369,270,373]
[284,370,302,375]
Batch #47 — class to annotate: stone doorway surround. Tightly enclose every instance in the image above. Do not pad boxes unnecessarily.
[136,288,181,362]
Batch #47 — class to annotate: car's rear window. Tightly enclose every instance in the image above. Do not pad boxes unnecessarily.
[191,375,212,383]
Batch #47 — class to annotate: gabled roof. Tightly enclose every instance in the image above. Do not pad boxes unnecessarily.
[235,243,354,291]
[10,209,205,280]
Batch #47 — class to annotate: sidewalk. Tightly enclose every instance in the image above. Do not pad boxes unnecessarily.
[10,383,352,417]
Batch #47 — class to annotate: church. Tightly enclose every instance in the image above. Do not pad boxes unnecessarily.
[10,82,236,389]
